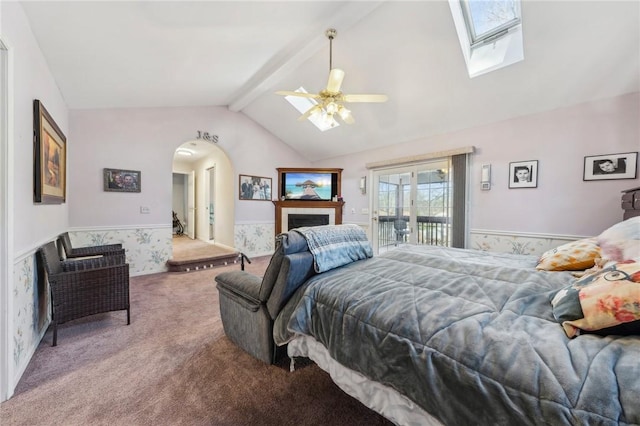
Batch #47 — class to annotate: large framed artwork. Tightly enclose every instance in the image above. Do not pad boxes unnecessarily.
[34,99,66,204]
[508,160,538,189]
[239,174,272,200]
[583,152,638,181]
[104,168,141,192]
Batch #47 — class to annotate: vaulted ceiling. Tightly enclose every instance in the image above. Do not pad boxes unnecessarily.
[21,1,640,161]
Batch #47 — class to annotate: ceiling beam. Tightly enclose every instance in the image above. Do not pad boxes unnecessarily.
[227,1,385,112]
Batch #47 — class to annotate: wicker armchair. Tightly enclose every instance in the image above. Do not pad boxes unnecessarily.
[57,232,124,259]
[38,241,130,346]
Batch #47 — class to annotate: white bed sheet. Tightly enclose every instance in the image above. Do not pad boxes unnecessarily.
[288,335,443,426]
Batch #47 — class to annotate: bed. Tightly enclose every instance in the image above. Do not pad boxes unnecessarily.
[267,221,640,426]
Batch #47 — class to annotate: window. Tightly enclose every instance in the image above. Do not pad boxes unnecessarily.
[462,0,521,46]
[449,0,524,78]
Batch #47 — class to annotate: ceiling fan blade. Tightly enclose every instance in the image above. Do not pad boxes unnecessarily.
[326,68,345,93]
[343,94,389,103]
[298,105,321,121]
[275,90,320,99]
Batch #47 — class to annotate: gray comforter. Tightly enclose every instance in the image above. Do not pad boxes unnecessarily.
[274,245,640,426]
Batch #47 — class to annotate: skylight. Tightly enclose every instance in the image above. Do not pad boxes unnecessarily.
[449,0,524,78]
[284,87,339,132]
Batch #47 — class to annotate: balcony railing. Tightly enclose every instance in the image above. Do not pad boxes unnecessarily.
[378,216,450,248]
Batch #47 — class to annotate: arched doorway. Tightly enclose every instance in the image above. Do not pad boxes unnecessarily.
[171,140,235,251]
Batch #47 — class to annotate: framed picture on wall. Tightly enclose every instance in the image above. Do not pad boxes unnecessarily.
[103,168,141,192]
[509,160,538,189]
[34,99,67,204]
[239,174,272,200]
[583,152,638,181]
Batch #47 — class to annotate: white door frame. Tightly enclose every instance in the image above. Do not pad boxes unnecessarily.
[187,171,195,239]
[206,166,215,241]
[371,165,415,253]
[0,37,14,402]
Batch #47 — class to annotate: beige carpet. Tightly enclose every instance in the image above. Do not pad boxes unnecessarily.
[167,236,241,272]
[171,235,237,261]
[0,257,392,426]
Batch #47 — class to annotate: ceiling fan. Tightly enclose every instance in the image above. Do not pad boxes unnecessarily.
[276,28,388,126]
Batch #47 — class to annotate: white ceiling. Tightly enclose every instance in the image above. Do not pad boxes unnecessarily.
[21,1,640,162]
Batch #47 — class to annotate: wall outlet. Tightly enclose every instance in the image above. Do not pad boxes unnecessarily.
[140,206,150,214]
[351,208,356,214]
[361,208,369,214]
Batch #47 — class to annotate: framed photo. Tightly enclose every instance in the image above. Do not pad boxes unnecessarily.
[33,100,66,203]
[583,152,638,181]
[103,168,141,192]
[239,174,272,200]
[509,160,538,189]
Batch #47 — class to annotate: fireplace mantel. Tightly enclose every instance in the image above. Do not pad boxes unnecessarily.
[273,200,345,235]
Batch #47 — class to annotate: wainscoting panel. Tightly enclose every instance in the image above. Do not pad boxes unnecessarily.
[469,229,590,256]
[70,225,172,276]
[234,223,276,258]
[11,252,46,396]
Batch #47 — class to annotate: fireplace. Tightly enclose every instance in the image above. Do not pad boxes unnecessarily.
[273,200,344,234]
[288,214,330,230]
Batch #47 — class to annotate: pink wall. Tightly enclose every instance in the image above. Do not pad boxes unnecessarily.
[68,106,310,229]
[315,93,639,237]
[4,2,69,254]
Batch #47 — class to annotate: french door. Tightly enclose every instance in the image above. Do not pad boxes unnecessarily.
[371,158,455,253]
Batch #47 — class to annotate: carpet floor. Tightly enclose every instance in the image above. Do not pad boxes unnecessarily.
[0,256,392,425]
[170,235,237,261]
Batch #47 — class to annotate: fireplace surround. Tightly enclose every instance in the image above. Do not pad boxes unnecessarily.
[273,200,345,234]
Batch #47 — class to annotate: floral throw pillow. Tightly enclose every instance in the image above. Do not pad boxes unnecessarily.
[550,260,640,338]
[536,238,601,271]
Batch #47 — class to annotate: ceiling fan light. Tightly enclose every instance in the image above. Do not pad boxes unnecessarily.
[326,101,338,114]
[337,105,351,120]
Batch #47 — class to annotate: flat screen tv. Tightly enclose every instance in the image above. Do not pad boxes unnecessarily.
[278,168,341,201]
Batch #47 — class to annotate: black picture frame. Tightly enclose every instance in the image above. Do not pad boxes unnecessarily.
[583,152,638,181]
[239,174,272,200]
[103,168,141,192]
[34,99,66,204]
[509,160,538,189]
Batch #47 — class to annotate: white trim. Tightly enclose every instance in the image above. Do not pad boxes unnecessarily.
[234,220,275,226]
[0,37,12,402]
[13,232,64,262]
[69,224,171,232]
[469,229,591,241]
[365,146,474,170]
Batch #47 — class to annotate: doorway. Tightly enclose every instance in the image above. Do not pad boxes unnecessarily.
[371,159,453,253]
[171,140,234,252]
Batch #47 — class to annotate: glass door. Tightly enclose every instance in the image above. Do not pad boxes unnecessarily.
[372,159,452,254]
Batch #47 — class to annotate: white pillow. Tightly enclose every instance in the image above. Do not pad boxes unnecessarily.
[596,217,640,261]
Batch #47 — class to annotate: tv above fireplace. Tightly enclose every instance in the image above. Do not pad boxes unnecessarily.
[277,168,342,201]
